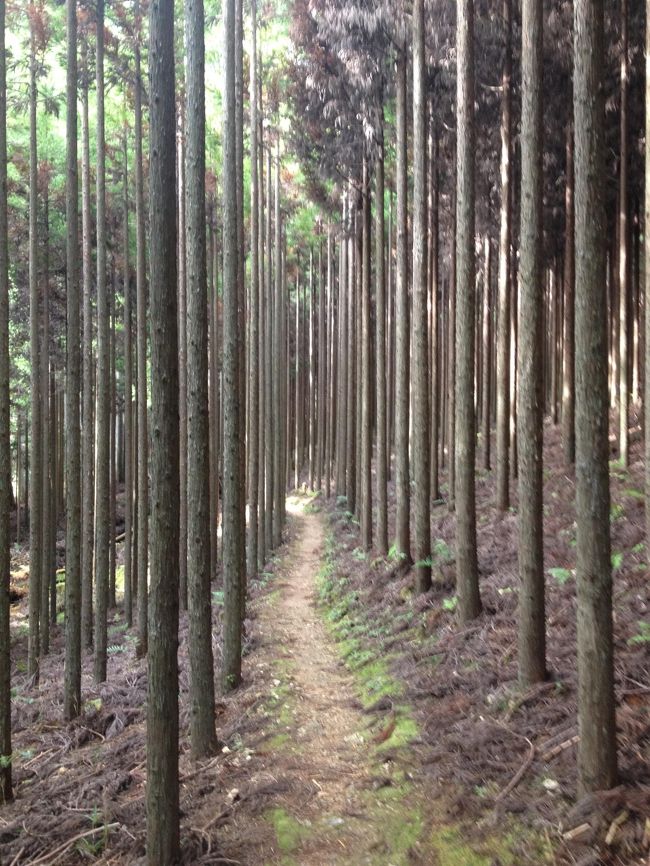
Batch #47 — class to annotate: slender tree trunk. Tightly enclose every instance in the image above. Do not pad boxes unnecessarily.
[645,0,650,543]
[0,0,12,802]
[222,0,245,690]
[496,0,512,513]
[28,21,41,681]
[185,0,216,755]
[123,134,133,627]
[40,184,50,655]
[618,0,629,467]
[413,0,431,591]
[265,146,273,553]
[80,42,94,650]
[247,0,259,576]
[94,0,109,684]
[346,200,357,515]
[562,122,575,464]
[429,121,440,500]
[395,42,411,563]
[456,0,482,622]
[375,125,388,555]
[360,157,372,550]
[447,204,456,507]
[482,237,492,470]
[64,0,82,720]
[573,0,618,795]
[272,144,283,546]
[146,0,180,857]
[177,110,188,612]
[517,0,546,686]
[336,200,348,497]
[135,0,149,656]
[257,81,265,566]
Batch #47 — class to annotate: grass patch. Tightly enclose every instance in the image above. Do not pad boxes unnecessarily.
[265,807,311,854]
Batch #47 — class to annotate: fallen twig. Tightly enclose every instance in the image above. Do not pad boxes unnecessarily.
[495,737,535,803]
[27,822,120,866]
[541,734,580,762]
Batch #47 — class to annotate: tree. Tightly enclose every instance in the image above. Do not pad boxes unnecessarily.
[412,0,431,592]
[573,0,618,795]
[64,0,82,721]
[646,0,650,545]
[222,0,245,691]
[185,0,216,756]
[94,0,109,685]
[455,0,481,623]
[562,121,575,464]
[375,119,388,555]
[517,0,545,686]
[394,37,410,564]
[360,156,372,550]
[146,0,180,856]
[496,0,512,513]
[618,0,629,468]
[0,0,12,805]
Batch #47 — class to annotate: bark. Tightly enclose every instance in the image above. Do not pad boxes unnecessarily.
[177,110,188,612]
[146,0,180,856]
[573,0,618,795]
[395,42,411,562]
[336,199,348,497]
[429,121,440,500]
[185,0,216,755]
[123,134,133,627]
[496,0,512,513]
[0,0,12,802]
[517,0,546,686]
[94,0,109,684]
[646,0,650,543]
[481,237,492,471]
[455,0,482,622]
[40,183,50,655]
[264,146,273,553]
[413,0,431,591]
[222,0,245,690]
[272,145,283,546]
[64,0,82,721]
[375,127,388,555]
[28,21,41,681]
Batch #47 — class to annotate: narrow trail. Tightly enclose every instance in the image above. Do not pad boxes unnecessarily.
[220,497,425,866]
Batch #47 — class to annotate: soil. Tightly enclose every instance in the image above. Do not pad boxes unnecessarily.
[1,417,650,866]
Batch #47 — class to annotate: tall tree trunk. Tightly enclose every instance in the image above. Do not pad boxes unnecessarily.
[64,0,82,720]
[336,198,348,497]
[618,0,629,466]
[456,0,482,622]
[573,0,618,795]
[222,0,245,690]
[360,157,372,550]
[123,133,133,627]
[146,0,180,857]
[40,182,50,655]
[185,0,216,755]
[247,0,259,576]
[481,237,492,470]
[94,0,109,684]
[264,146,274,554]
[80,41,94,650]
[375,124,388,555]
[562,122,576,463]
[645,0,650,543]
[177,109,188,612]
[272,144,283,546]
[395,42,411,563]
[496,0,512,513]
[28,20,41,681]
[0,0,12,802]
[429,120,440,499]
[413,0,431,591]
[517,0,546,686]
[135,0,149,656]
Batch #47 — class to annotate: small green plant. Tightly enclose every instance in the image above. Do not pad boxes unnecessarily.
[415,556,433,568]
[107,644,125,655]
[611,551,623,571]
[433,538,453,564]
[632,541,645,555]
[351,547,367,561]
[211,589,224,605]
[548,567,572,586]
[388,543,407,563]
[442,595,457,612]
[0,753,11,768]
[628,621,650,645]
[610,503,624,522]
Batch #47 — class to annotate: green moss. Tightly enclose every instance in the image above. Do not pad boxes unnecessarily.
[265,732,291,750]
[430,827,493,866]
[375,711,418,752]
[265,808,310,854]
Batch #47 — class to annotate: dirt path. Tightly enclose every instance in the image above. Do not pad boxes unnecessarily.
[218,497,424,866]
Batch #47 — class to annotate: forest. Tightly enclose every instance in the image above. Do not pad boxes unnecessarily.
[0,0,649,863]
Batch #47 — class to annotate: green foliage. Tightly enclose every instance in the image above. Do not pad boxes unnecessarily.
[442,596,457,612]
[548,567,572,586]
[610,503,624,522]
[611,551,623,571]
[628,621,650,645]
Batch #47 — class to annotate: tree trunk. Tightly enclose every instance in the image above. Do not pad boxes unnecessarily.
[177,109,188,612]
[573,0,618,795]
[0,0,12,802]
[185,0,216,755]
[375,125,388,555]
[64,0,82,720]
[135,0,149,657]
[123,133,133,627]
[618,0,629,466]
[455,0,482,622]
[360,157,372,550]
[146,0,180,856]
[40,182,50,655]
[481,237,492,470]
[395,42,411,563]
[28,20,41,681]
[562,122,575,463]
[413,0,431,591]
[222,0,245,690]
[496,0,512,513]
[94,0,109,685]
[645,0,650,543]
[517,0,546,686]
[247,2,259,576]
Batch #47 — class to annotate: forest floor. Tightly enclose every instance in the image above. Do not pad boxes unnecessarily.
[2,421,650,865]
